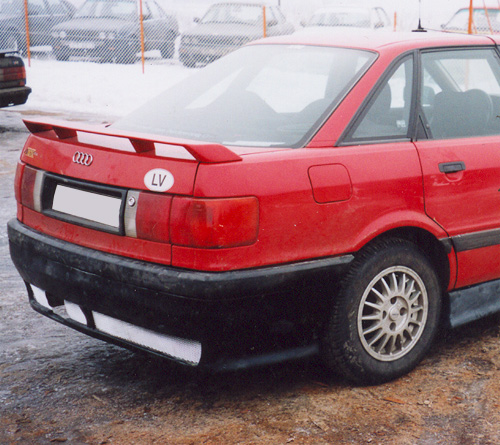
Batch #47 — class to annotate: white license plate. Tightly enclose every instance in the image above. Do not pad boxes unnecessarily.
[52,185,121,228]
[68,41,96,49]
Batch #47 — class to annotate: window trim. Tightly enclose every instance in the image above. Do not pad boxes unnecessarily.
[417,45,500,141]
[338,50,418,147]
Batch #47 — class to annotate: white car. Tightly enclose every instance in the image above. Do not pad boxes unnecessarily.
[297,6,391,35]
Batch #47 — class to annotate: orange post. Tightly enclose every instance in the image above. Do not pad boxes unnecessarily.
[139,0,145,73]
[468,0,474,34]
[263,6,267,38]
[393,11,397,31]
[23,0,31,66]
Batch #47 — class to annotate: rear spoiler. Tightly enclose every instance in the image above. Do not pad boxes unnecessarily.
[23,118,242,164]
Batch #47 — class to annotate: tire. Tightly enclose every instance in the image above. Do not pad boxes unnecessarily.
[180,53,198,68]
[322,238,441,385]
[54,50,69,61]
[116,50,136,64]
[160,37,175,59]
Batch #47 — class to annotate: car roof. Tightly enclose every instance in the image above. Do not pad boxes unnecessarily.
[456,7,500,11]
[211,2,276,6]
[312,6,376,14]
[256,30,499,52]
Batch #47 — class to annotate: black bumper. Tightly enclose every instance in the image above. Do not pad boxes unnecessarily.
[8,219,353,368]
[0,86,31,107]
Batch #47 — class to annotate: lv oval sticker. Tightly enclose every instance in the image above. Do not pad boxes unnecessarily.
[144,169,175,192]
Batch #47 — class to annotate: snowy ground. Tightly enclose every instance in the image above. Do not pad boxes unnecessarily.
[15,54,193,122]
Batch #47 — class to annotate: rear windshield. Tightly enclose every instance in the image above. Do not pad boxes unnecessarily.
[309,10,371,28]
[113,44,376,148]
[0,0,21,14]
[75,0,136,19]
[201,4,263,25]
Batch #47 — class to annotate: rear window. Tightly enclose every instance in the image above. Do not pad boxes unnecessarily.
[113,44,376,148]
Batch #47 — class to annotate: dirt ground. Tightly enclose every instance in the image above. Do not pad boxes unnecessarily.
[2,110,500,444]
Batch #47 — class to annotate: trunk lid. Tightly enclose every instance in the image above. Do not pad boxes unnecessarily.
[22,118,242,195]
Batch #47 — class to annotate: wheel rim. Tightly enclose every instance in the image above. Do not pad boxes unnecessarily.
[357,266,429,362]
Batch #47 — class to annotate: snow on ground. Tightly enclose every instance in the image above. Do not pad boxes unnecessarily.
[16,55,193,121]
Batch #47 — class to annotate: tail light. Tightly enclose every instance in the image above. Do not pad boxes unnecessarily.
[170,196,259,248]
[19,165,43,212]
[124,190,172,243]
[126,193,259,248]
[14,162,25,220]
[14,162,25,204]
[19,167,259,250]
[0,66,26,86]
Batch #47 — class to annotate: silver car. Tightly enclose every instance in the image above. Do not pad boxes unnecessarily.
[179,2,294,67]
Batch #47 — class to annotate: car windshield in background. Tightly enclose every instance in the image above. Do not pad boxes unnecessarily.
[114,45,376,148]
[445,8,500,32]
[201,4,264,25]
[0,0,21,14]
[310,11,370,27]
[75,0,137,20]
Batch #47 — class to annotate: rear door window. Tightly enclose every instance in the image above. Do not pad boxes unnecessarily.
[421,48,500,139]
[344,55,414,142]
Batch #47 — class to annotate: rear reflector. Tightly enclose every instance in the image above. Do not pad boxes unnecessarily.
[20,165,43,212]
[0,66,26,84]
[14,162,25,204]
[170,196,259,248]
[136,191,172,243]
[93,311,202,365]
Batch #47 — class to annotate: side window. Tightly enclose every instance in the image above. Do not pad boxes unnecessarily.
[376,8,390,27]
[46,0,65,14]
[345,56,413,142]
[266,7,276,24]
[28,0,47,15]
[147,1,163,19]
[271,7,285,23]
[421,49,500,139]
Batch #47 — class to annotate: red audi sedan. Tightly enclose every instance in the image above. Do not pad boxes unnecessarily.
[9,31,500,384]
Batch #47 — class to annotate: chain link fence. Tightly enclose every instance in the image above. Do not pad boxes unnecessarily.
[0,0,491,71]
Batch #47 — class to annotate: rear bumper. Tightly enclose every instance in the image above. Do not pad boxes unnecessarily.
[0,86,31,107]
[8,219,353,368]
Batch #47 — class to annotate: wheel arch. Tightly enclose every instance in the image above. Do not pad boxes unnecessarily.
[359,226,452,294]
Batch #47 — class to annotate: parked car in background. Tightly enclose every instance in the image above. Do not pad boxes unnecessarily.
[179,2,294,67]
[0,0,75,53]
[51,0,179,63]
[297,6,391,34]
[11,31,500,384]
[442,7,500,34]
[0,49,30,107]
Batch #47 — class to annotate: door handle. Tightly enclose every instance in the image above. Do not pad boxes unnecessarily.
[439,162,466,174]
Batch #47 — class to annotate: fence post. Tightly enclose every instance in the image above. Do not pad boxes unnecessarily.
[139,0,145,73]
[263,6,267,38]
[23,0,31,66]
[468,0,474,34]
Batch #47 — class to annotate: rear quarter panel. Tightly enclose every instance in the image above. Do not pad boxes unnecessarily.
[174,142,446,271]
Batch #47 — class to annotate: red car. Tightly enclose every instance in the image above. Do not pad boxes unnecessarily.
[0,49,30,108]
[9,31,500,384]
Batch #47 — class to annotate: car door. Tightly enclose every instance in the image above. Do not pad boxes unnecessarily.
[27,0,51,46]
[338,55,434,252]
[143,0,175,52]
[414,47,500,289]
[46,0,73,27]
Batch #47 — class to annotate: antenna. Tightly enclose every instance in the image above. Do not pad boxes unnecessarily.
[414,0,427,32]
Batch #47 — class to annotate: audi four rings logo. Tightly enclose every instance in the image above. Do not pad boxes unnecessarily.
[73,152,93,166]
